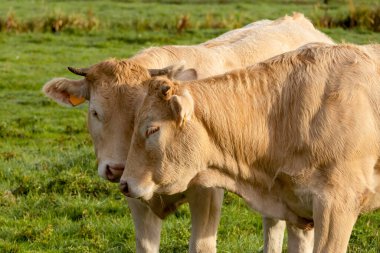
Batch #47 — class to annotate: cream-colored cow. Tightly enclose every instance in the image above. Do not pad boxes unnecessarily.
[120,43,380,253]
[43,13,333,253]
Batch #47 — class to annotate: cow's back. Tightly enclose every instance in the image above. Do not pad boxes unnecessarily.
[130,13,334,79]
[214,13,334,68]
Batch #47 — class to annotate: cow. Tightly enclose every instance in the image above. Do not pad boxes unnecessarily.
[43,13,333,253]
[119,43,380,253]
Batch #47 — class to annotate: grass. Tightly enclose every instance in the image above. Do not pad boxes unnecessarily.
[1,0,380,33]
[0,0,380,252]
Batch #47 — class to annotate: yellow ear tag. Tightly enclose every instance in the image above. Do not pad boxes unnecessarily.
[69,95,86,106]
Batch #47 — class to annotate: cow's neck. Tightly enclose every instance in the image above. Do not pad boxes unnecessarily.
[185,65,304,220]
[188,64,287,187]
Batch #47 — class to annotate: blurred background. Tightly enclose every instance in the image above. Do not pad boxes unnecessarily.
[0,1,379,252]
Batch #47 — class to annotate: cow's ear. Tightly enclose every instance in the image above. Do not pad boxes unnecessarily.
[151,78,193,126]
[170,89,194,127]
[165,63,197,81]
[170,68,197,81]
[42,78,89,107]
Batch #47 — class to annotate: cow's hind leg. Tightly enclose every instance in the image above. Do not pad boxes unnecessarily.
[127,197,162,253]
[186,186,224,253]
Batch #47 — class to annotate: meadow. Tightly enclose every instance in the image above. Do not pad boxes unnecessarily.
[1,0,380,252]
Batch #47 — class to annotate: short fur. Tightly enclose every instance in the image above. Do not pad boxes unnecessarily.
[43,13,333,253]
[122,43,380,253]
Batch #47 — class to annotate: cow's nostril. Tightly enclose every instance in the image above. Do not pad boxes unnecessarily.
[120,180,129,196]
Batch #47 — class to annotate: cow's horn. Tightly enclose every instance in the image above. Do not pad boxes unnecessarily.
[67,66,89,76]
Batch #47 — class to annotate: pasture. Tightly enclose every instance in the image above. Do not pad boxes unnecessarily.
[1,0,380,252]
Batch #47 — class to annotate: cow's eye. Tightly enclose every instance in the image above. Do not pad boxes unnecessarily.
[145,126,160,138]
[91,110,100,120]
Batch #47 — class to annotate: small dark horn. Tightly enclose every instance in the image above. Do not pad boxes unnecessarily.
[148,68,169,77]
[67,66,89,76]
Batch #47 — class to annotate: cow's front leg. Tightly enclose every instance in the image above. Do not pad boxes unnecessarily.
[262,217,314,253]
[286,222,314,253]
[262,217,286,253]
[186,186,224,253]
[127,197,162,253]
[312,196,358,253]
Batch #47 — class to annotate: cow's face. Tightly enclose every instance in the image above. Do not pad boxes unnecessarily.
[43,60,197,183]
[119,77,209,200]
[86,85,136,182]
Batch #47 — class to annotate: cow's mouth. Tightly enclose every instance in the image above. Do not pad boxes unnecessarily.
[105,165,124,183]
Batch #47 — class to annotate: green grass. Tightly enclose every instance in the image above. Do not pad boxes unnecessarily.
[1,1,380,252]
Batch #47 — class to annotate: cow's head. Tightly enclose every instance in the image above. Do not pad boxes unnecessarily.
[43,59,197,182]
[119,77,210,200]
